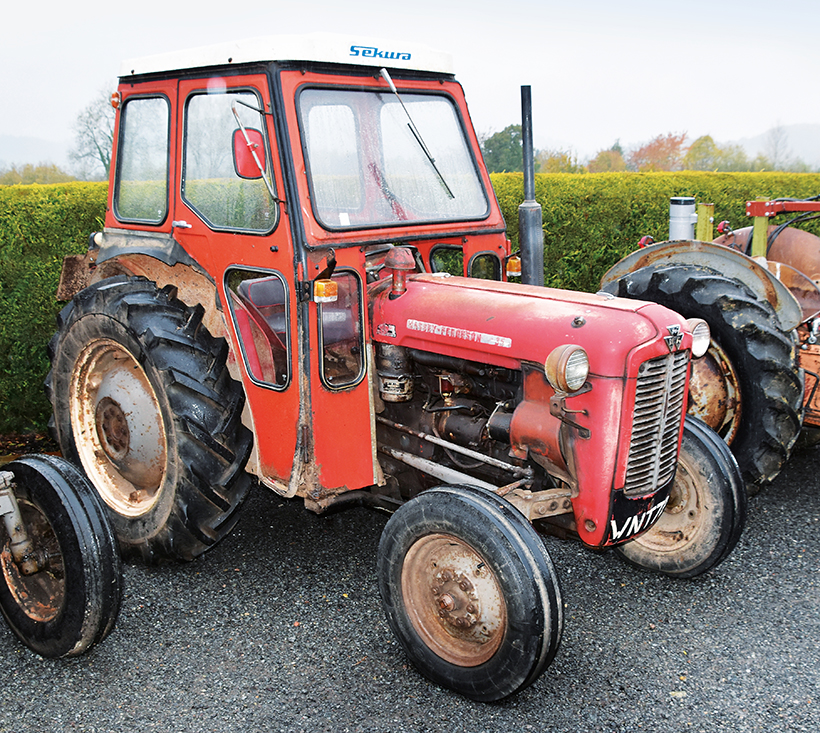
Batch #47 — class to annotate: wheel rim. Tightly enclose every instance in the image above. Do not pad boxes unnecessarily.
[688,339,741,445]
[70,338,167,517]
[1,498,65,623]
[630,452,703,554]
[401,533,507,667]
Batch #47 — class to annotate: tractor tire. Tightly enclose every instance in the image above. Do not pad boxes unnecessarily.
[46,276,253,563]
[378,485,563,701]
[603,264,802,492]
[616,417,746,578]
[1,455,121,657]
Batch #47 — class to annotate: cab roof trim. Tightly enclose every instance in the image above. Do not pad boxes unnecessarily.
[120,33,455,78]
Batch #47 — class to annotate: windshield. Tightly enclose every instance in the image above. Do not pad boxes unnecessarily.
[298,88,488,229]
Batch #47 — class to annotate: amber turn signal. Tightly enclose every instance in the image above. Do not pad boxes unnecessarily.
[314,279,338,303]
[506,255,522,278]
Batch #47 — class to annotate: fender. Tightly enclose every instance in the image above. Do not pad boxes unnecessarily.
[600,239,803,331]
[57,228,211,302]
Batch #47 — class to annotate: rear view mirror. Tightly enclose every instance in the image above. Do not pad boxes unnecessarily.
[233,128,266,179]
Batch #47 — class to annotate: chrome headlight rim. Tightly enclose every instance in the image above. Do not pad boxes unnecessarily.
[545,344,590,393]
[686,318,711,358]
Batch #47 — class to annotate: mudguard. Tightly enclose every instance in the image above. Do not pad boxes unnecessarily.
[600,239,803,331]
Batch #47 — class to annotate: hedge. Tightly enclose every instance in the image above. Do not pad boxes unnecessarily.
[0,182,107,432]
[2,172,820,433]
[490,171,820,292]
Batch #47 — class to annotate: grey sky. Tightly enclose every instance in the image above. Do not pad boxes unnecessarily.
[3,0,819,161]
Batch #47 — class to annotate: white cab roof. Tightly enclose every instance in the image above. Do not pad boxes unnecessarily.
[121,33,454,77]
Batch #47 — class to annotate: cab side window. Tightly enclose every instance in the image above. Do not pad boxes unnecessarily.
[114,96,170,223]
[226,268,290,389]
[469,253,502,280]
[183,90,276,232]
[319,271,365,389]
[430,245,463,276]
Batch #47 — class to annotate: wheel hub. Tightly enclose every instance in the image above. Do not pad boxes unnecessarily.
[96,396,131,461]
[401,533,506,667]
[688,339,740,444]
[629,454,702,552]
[1,498,64,623]
[432,569,480,629]
[70,338,167,517]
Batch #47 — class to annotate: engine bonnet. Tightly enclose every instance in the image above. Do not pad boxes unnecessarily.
[370,274,690,377]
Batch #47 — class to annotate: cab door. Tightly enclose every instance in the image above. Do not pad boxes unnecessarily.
[172,75,302,494]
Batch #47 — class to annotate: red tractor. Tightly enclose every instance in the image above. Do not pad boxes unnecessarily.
[602,196,820,492]
[20,35,744,699]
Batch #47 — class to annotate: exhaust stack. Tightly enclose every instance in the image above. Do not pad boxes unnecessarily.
[519,85,544,287]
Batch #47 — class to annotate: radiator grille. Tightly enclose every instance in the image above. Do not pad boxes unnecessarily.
[623,351,689,496]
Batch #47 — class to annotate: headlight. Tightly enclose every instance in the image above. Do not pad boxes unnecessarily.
[686,318,711,358]
[545,344,589,393]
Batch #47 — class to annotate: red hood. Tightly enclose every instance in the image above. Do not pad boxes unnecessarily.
[370,274,690,377]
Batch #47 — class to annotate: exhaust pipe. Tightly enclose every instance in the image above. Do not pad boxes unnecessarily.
[669,196,698,240]
[519,85,544,287]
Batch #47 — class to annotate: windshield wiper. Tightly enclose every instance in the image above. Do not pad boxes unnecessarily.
[379,68,455,200]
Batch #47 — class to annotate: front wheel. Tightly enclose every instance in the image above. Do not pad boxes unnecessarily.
[0,455,121,657]
[378,485,563,701]
[616,417,746,579]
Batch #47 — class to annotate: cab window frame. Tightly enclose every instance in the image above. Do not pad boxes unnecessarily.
[181,86,278,235]
[112,93,172,225]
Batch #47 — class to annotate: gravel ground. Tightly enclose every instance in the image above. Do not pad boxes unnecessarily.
[1,443,818,733]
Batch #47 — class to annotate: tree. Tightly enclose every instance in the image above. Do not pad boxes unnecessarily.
[480,125,523,173]
[69,87,116,180]
[763,124,791,171]
[0,163,76,185]
[682,135,720,170]
[714,144,752,172]
[535,148,585,173]
[588,142,627,173]
[627,132,687,172]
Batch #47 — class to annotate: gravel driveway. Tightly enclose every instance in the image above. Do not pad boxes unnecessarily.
[1,442,818,733]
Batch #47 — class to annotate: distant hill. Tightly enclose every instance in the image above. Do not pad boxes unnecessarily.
[0,135,71,169]
[731,124,820,170]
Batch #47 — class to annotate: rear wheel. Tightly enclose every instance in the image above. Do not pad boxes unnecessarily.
[47,276,252,562]
[616,417,746,578]
[378,485,563,701]
[0,455,121,657]
[604,264,802,491]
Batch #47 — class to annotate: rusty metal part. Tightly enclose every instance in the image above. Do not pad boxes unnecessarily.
[798,322,820,428]
[378,445,498,492]
[376,415,533,479]
[56,251,97,301]
[401,533,506,666]
[69,338,167,517]
[1,472,44,575]
[600,239,803,331]
[687,339,741,444]
[767,226,820,285]
[504,487,574,521]
[1,492,65,623]
[715,225,820,323]
[746,200,820,217]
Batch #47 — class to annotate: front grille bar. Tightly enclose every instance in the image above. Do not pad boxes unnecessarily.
[624,351,689,496]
